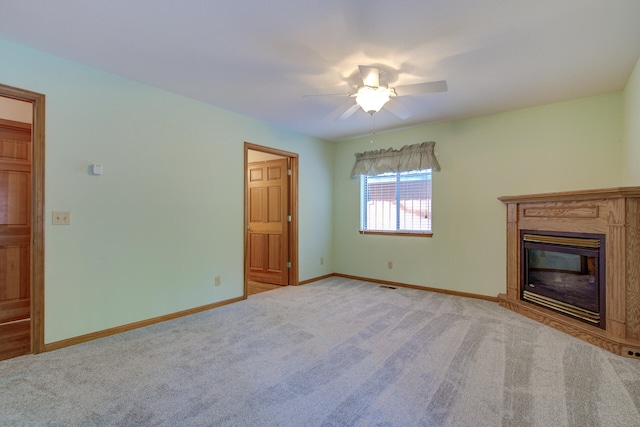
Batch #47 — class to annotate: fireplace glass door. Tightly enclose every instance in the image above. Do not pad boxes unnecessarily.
[521,231,605,328]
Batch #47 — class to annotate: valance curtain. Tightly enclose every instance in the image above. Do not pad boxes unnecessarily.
[350,141,441,178]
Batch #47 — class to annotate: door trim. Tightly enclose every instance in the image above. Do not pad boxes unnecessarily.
[244,142,298,297]
[0,83,45,354]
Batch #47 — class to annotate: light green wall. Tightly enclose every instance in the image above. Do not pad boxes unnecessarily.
[333,93,623,297]
[623,57,640,185]
[0,39,334,343]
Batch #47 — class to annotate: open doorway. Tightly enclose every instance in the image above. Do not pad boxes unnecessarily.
[244,142,298,297]
[0,84,45,360]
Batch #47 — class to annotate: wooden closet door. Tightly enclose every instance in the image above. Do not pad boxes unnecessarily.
[247,158,289,285]
[0,118,32,361]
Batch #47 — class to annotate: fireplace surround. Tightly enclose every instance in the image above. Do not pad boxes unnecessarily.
[498,187,640,358]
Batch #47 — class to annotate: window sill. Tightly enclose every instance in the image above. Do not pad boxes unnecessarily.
[359,231,433,238]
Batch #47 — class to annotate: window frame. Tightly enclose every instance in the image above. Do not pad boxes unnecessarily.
[359,169,433,237]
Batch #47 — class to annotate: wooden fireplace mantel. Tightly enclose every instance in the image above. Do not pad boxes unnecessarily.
[498,186,640,357]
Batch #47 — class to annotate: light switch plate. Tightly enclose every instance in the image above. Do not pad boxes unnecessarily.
[52,211,70,225]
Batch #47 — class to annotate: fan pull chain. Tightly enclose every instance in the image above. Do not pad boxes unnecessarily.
[370,112,376,143]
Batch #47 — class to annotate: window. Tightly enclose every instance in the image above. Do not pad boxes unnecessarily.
[351,141,440,235]
[360,169,432,234]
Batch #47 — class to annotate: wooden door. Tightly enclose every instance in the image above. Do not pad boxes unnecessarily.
[247,158,289,285]
[0,118,32,361]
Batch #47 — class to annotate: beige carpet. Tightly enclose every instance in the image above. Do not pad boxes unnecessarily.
[1,277,639,426]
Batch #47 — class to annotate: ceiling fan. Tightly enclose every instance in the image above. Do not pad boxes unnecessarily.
[309,65,448,121]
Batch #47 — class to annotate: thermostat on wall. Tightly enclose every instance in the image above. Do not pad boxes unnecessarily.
[91,164,103,175]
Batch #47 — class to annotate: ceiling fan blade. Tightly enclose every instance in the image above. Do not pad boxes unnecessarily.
[358,65,380,88]
[394,80,448,96]
[303,92,352,98]
[384,99,412,120]
[334,103,361,121]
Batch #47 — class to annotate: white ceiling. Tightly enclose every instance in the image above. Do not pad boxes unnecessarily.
[1,1,639,142]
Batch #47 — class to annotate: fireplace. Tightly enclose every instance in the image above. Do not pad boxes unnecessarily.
[497,187,640,357]
[520,230,605,328]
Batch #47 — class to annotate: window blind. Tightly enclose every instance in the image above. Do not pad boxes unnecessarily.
[361,169,432,232]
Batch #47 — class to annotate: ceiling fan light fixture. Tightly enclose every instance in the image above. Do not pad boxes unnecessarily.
[355,86,391,114]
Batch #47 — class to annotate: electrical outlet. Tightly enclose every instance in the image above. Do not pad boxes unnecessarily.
[52,211,70,225]
[320,257,324,265]
[621,346,640,359]
[388,261,393,269]
[214,276,221,286]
